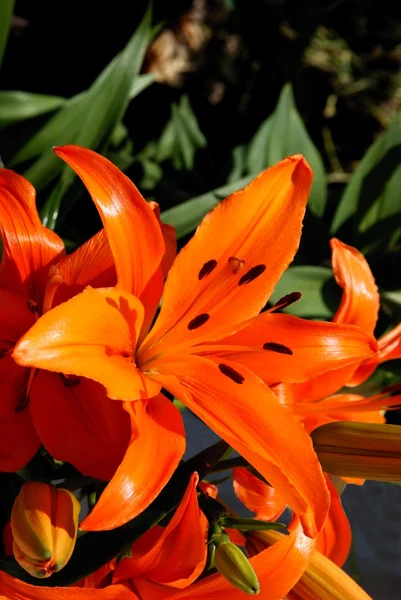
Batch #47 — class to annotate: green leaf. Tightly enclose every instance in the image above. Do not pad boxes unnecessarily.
[331,113,401,253]
[129,72,155,100]
[161,175,253,239]
[269,266,340,319]
[265,84,327,218]
[228,145,247,183]
[246,115,273,175]
[156,95,206,170]
[0,91,66,127]
[0,441,229,586]
[9,7,152,229]
[40,7,153,229]
[11,92,86,166]
[0,0,14,68]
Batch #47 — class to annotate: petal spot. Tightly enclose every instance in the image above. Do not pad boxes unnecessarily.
[238,264,266,286]
[27,299,38,314]
[188,313,210,330]
[263,342,293,355]
[198,259,218,280]
[272,292,302,311]
[218,363,244,384]
[60,374,81,388]
[228,256,245,274]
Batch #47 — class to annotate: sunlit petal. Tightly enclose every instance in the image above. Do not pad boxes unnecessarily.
[54,146,165,297]
[114,472,205,588]
[331,238,379,335]
[233,467,287,521]
[134,517,315,599]
[81,394,185,531]
[142,155,313,356]
[14,287,160,401]
[0,170,64,304]
[315,476,351,567]
[205,313,376,385]
[150,354,329,538]
[0,571,137,599]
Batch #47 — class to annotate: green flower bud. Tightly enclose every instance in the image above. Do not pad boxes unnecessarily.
[214,539,260,595]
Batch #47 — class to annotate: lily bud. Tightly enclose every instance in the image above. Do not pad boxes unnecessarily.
[312,421,401,482]
[214,536,260,595]
[11,482,80,578]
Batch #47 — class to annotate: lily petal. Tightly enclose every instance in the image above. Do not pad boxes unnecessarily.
[29,371,130,480]
[208,313,376,385]
[81,394,185,531]
[274,364,363,405]
[0,169,64,304]
[351,322,401,385]
[0,288,35,351]
[0,354,40,471]
[142,155,312,355]
[151,354,330,538]
[148,201,177,277]
[114,472,205,587]
[0,571,137,600]
[331,239,379,335]
[315,476,351,567]
[48,229,116,311]
[13,287,160,401]
[134,517,315,600]
[54,146,165,297]
[233,467,287,521]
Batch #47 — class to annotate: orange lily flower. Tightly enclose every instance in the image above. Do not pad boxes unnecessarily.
[239,469,367,599]
[0,167,182,489]
[234,466,351,567]
[0,522,314,599]
[275,239,401,430]
[257,525,371,600]
[113,473,207,591]
[0,473,316,600]
[13,146,377,536]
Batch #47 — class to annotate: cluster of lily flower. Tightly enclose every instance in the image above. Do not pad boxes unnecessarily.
[0,147,400,599]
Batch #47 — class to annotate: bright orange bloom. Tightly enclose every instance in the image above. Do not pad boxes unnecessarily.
[239,468,366,599]
[0,166,182,493]
[0,474,316,600]
[113,473,207,591]
[11,482,80,578]
[14,146,376,536]
[275,239,401,430]
[235,466,351,567]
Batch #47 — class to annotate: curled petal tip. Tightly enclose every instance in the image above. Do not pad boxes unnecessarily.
[291,155,313,185]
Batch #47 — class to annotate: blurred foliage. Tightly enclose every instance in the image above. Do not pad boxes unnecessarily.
[0,0,401,385]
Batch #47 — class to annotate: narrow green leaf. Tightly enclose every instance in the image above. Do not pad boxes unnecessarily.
[228,145,247,183]
[172,102,194,169]
[0,91,66,127]
[39,6,153,229]
[161,175,253,238]
[0,0,14,68]
[331,113,401,243]
[266,84,327,217]
[10,92,86,166]
[156,95,206,170]
[246,115,273,175]
[129,72,155,100]
[269,266,340,319]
